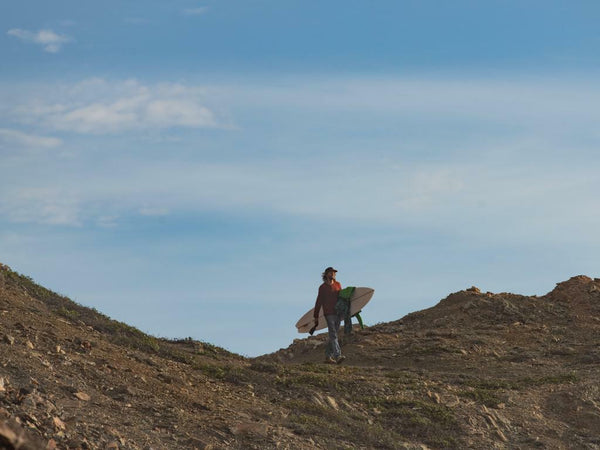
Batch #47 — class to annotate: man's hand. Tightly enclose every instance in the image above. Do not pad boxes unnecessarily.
[309,318,318,336]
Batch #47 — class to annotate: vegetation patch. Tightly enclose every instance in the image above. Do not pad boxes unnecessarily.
[276,370,342,390]
[404,343,460,356]
[249,361,282,375]
[363,396,460,447]
[57,307,79,320]
[520,372,579,386]
[285,400,403,448]
[462,372,579,392]
[457,372,578,407]
[459,388,504,407]
[193,363,250,384]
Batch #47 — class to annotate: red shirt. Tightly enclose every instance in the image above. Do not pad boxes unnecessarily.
[314,281,342,318]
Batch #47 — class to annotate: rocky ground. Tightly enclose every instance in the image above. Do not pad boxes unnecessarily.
[1,262,600,449]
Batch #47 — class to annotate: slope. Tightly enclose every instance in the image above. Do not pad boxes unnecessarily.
[2,262,600,449]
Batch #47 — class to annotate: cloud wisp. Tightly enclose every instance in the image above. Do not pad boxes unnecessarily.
[7,28,72,53]
[0,187,81,226]
[0,128,62,150]
[2,154,598,247]
[2,75,600,243]
[13,78,218,134]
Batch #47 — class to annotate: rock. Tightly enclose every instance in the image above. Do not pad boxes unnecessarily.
[0,418,45,450]
[108,385,134,402]
[310,395,324,406]
[0,378,5,393]
[230,422,269,436]
[3,335,14,345]
[74,392,91,401]
[157,373,173,384]
[65,437,91,449]
[25,340,34,350]
[52,417,66,431]
[21,392,45,409]
[0,421,19,445]
[495,429,508,442]
[325,396,339,410]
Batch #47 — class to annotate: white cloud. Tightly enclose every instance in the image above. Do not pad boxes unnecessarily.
[183,7,208,16]
[2,75,600,244]
[0,187,81,226]
[14,78,218,134]
[219,76,600,133]
[7,28,72,53]
[0,128,62,149]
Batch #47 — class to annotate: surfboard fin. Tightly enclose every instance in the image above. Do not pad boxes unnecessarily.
[309,325,317,335]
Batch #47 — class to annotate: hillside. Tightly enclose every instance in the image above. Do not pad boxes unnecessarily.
[1,263,600,449]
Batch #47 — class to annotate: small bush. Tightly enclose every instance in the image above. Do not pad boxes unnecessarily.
[459,388,504,407]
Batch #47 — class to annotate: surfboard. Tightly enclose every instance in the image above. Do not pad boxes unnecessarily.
[295,287,374,333]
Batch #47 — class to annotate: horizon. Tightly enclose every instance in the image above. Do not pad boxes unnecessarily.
[2,1,600,356]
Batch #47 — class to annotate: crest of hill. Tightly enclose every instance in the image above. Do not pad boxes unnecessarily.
[0,263,237,361]
[261,275,600,368]
[2,262,600,449]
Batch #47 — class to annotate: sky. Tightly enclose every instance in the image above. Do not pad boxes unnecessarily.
[2,1,600,357]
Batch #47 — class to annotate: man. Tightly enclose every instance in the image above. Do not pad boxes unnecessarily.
[313,267,346,364]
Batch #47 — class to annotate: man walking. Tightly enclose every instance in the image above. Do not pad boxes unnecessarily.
[313,267,346,364]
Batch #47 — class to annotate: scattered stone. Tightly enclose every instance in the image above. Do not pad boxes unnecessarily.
[445,396,460,408]
[495,429,508,442]
[3,335,15,345]
[325,396,339,410]
[0,418,44,449]
[74,392,91,402]
[21,392,45,409]
[310,395,324,407]
[52,417,66,431]
[230,422,269,436]
[0,421,20,448]
[108,385,134,402]
[25,340,34,350]
[427,391,441,404]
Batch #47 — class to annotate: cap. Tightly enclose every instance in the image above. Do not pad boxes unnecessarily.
[324,267,338,273]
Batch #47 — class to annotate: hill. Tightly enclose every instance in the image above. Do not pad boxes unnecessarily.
[1,262,600,449]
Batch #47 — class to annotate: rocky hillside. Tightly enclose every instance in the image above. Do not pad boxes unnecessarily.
[1,263,600,449]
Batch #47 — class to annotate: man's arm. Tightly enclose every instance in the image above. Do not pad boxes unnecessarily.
[313,285,323,323]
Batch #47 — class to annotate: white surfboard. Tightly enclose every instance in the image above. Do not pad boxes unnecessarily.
[295,287,374,334]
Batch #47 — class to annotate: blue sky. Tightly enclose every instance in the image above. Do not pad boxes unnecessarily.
[2,1,600,356]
